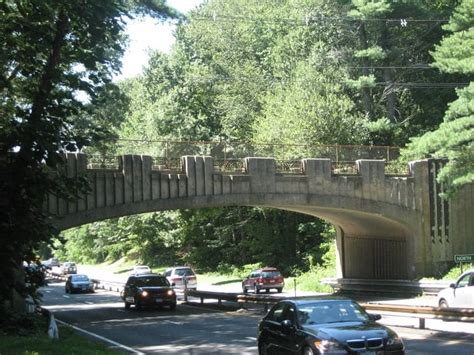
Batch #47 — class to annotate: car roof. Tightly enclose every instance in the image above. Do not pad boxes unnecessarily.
[167,266,192,270]
[70,274,89,278]
[130,273,162,278]
[277,296,354,306]
[254,267,279,272]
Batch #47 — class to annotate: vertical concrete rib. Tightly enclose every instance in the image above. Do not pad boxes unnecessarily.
[141,156,152,201]
[132,155,142,202]
[122,155,134,204]
[204,157,214,195]
[184,156,196,196]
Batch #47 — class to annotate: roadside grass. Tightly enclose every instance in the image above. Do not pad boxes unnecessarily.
[0,313,121,354]
[420,263,473,282]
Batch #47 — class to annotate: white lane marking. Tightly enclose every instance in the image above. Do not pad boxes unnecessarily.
[55,318,144,355]
[84,301,94,305]
[63,295,70,299]
[162,320,183,325]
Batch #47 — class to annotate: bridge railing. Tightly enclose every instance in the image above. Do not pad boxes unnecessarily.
[83,144,410,175]
[85,140,401,161]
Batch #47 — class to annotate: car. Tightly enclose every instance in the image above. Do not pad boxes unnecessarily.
[42,257,60,269]
[130,265,152,275]
[437,268,474,308]
[65,274,94,293]
[164,266,197,290]
[257,297,405,355]
[60,261,77,275]
[242,267,284,294]
[122,273,176,310]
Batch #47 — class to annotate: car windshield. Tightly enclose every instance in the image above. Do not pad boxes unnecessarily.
[175,268,194,276]
[135,277,170,287]
[297,301,370,325]
[71,275,89,281]
[261,271,281,278]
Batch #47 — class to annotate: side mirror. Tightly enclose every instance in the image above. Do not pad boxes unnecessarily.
[369,314,382,321]
[171,282,175,287]
[280,319,295,334]
[449,283,456,288]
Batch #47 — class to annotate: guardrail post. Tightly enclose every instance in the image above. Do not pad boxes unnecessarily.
[419,318,425,329]
[184,276,188,302]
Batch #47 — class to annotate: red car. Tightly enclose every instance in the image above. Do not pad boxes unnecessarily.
[242,267,285,294]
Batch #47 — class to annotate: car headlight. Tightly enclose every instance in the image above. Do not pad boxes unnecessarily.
[387,336,404,347]
[314,339,346,353]
[166,290,175,296]
[141,290,149,297]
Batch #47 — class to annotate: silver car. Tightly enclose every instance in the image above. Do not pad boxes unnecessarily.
[437,268,474,308]
[164,266,197,290]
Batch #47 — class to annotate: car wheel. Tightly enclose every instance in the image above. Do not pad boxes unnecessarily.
[242,285,247,294]
[254,284,259,294]
[258,341,268,355]
[439,299,449,308]
[169,303,176,311]
[276,288,283,293]
[65,287,69,294]
[124,302,131,310]
[302,346,314,355]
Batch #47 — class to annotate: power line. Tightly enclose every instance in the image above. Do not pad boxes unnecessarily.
[181,75,469,89]
[188,14,449,26]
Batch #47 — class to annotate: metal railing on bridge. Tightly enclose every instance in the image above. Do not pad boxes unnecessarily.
[83,140,409,176]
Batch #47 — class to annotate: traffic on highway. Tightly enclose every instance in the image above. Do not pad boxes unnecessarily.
[39,266,474,355]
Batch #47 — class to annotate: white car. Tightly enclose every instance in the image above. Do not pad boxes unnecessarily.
[164,266,197,290]
[437,268,474,308]
[130,265,152,275]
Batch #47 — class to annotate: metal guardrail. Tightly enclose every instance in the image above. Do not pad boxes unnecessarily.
[321,278,450,296]
[185,290,474,329]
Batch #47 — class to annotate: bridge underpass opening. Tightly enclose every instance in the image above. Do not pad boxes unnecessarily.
[281,206,411,280]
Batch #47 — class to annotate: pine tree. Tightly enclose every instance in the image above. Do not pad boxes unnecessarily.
[403,0,474,197]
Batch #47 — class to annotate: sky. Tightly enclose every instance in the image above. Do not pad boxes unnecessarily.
[116,0,204,80]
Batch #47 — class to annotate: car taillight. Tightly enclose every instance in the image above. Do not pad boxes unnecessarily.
[171,277,182,281]
[187,276,196,280]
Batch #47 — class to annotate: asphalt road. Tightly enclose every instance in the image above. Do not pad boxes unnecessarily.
[40,279,474,354]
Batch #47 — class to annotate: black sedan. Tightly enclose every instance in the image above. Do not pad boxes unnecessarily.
[122,273,176,310]
[65,274,95,294]
[257,297,405,354]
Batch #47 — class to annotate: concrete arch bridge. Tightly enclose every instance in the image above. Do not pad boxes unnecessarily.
[48,153,473,281]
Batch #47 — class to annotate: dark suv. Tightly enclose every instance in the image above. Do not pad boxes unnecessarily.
[122,274,176,310]
[242,267,285,294]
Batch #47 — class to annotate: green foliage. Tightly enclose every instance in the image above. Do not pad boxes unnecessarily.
[0,0,175,311]
[354,46,386,61]
[403,0,474,196]
[442,263,474,280]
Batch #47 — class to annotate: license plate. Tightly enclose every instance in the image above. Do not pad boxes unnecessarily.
[155,298,163,303]
[269,280,275,283]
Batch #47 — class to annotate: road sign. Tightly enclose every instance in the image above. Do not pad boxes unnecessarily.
[454,254,474,263]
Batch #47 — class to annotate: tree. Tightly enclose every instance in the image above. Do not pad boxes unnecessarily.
[0,0,176,313]
[345,0,460,146]
[402,0,474,197]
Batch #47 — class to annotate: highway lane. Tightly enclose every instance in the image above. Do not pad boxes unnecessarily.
[40,279,474,354]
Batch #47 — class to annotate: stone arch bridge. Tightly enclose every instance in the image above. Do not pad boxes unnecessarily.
[48,153,473,280]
